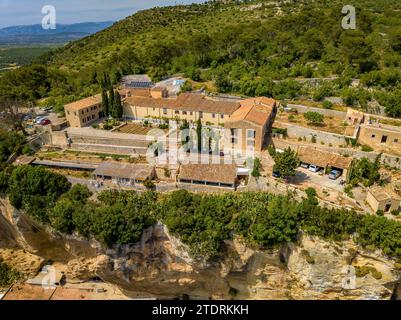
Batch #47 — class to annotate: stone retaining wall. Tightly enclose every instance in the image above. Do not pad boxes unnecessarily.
[274,121,352,147]
[287,104,347,119]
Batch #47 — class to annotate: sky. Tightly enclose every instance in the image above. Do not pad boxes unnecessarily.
[0,0,206,28]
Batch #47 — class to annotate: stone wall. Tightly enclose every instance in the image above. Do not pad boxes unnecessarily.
[50,131,68,148]
[274,121,352,147]
[287,104,347,119]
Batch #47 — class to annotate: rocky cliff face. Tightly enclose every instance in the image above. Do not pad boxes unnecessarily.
[0,198,400,300]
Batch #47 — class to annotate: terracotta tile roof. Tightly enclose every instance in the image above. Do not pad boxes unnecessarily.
[224,97,276,127]
[174,94,240,114]
[151,86,167,92]
[297,146,353,170]
[369,186,401,201]
[64,94,102,111]
[94,162,154,181]
[130,88,152,97]
[3,284,56,300]
[124,96,169,109]
[328,155,354,170]
[124,93,240,115]
[178,164,237,185]
[369,186,391,202]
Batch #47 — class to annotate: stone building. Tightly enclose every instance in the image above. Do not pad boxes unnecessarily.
[366,186,401,214]
[224,97,278,153]
[358,123,401,155]
[123,93,240,126]
[178,164,238,189]
[64,94,103,128]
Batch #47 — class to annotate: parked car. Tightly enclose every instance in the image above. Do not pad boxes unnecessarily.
[272,171,281,178]
[308,165,320,173]
[23,114,33,121]
[43,106,53,112]
[328,169,342,180]
[35,116,46,124]
[40,118,51,126]
[300,162,309,169]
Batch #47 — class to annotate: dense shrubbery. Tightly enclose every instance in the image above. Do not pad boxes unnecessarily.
[160,190,401,260]
[49,188,157,247]
[0,131,25,164]
[0,164,400,260]
[0,259,21,287]
[7,166,71,223]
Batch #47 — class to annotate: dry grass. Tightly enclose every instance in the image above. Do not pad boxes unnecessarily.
[117,123,157,135]
[276,111,354,135]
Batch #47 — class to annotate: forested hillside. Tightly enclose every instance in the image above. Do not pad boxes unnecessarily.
[1,0,401,117]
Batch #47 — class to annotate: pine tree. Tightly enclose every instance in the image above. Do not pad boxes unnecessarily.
[196,118,202,153]
[113,91,123,119]
[108,86,115,118]
[101,89,109,117]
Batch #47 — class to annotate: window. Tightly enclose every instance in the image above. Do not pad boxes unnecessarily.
[163,108,167,115]
[92,114,95,119]
[183,111,187,115]
[247,130,256,139]
[221,114,224,119]
[152,107,155,111]
[87,116,90,121]
[175,110,180,115]
[247,140,255,147]
[247,129,256,148]
[371,134,376,138]
[394,139,399,143]
[67,111,70,115]
[190,111,193,116]
[83,118,86,123]
[199,112,203,119]
[87,109,89,113]
[74,112,77,116]
[81,111,84,115]
[212,113,216,118]
[231,128,238,144]
[381,135,388,143]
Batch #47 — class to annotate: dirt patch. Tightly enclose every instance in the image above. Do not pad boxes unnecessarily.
[276,111,355,135]
[117,123,155,135]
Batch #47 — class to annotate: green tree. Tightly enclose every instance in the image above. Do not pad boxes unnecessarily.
[196,118,202,153]
[108,86,115,117]
[101,89,109,117]
[273,148,299,178]
[304,111,324,125]
[251,158,262,178]
[112,90,123,118]
[8,166,71,222]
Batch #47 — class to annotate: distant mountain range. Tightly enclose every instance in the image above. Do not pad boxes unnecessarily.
[0,21,114,46]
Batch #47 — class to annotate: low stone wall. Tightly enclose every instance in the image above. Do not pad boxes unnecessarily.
[70,143,148,156]
[287,104,347,119]
[274,121,352,147]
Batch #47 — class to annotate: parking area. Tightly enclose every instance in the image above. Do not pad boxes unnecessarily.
[292,167,345,192]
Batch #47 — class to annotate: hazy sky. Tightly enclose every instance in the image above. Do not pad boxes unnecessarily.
[0,0,206,28]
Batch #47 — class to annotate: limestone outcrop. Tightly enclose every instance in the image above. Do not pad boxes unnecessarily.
[0,198,399,300]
